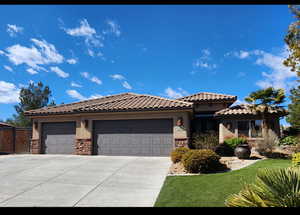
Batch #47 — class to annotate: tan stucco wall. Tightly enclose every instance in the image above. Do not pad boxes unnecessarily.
[219,117,282,143]
[30,110,192,148]
[194,102,230,112]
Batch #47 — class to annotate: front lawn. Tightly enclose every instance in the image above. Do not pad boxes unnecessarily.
[154,159,290,207]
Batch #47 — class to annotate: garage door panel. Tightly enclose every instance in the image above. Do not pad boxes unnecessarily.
[93,119,173,156]
[42,122,76,154]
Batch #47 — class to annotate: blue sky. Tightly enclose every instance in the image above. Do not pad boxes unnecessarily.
[0,5,297,125]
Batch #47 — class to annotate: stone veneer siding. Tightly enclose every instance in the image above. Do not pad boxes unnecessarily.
[75,139,92,155]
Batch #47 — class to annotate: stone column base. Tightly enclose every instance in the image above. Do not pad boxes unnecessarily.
[31,139,40,154]
[75,139,92,155]
[174,138,189,148]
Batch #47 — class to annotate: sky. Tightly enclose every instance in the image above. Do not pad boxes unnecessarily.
[0,5,297,125]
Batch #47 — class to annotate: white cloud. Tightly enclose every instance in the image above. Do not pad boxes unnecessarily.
[87,49,95,57]
[71,81,82,88]
[227,46,297,91]
[66,89,103,101]
[50,66,69,78]
[80,72,102,85]
[66,90,86,100]
[164,87,188,99]
[0,81,20,103]
[89,94,103,99]
[103,19,121,37]
[7,24,23,37]
[122,81,132,90]
[0,50,4,55]
[192,48,217,72]
[110,74,125,80]
[26,68,38,75]
[91,76,102,85]
[4,38,64,71]
[80,72,89,79]
[4,65,13,72]
[62,19,104,57]
[66,58,77,64]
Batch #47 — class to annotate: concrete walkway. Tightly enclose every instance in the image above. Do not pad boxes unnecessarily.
[0,154,171,207]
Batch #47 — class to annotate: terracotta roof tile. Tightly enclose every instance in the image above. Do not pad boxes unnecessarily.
[215,104,288,117]
[178,92,237,103]
[24,93,193,116]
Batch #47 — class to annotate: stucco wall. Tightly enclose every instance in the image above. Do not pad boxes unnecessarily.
[30,110,192,153]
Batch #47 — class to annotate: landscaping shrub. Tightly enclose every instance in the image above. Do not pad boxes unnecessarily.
[280,136,299,146]
[170,147,190,163]
[191,132,219,150]
[215,143,234,156]
[223,137,247,150]
[292,144,300,153]
[255,131,279,156]
[182,149,225,173]
[225,168,300,207]
[292,152,300,167]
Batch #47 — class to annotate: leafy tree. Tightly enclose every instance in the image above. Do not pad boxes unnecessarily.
[284,5,300,78]
[6,81,55,127]
[244,87,286,136]
[286,86,300,129]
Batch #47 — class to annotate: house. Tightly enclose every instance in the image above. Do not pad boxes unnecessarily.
[24,92,287,156]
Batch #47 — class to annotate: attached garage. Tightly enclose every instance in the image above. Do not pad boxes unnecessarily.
[41,122,76,154]
[93,119,173,156]
[25,92,193,156]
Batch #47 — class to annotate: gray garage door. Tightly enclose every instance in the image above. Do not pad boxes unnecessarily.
[93,119,173,156]
[41,122,76,154]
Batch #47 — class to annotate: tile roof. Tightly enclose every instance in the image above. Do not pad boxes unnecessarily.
[177,92,237,103]
[214,104,288,117]
[24,93,193,116]
[0,122,14,127]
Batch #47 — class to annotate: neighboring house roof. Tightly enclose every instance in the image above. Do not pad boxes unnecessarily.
[214,104,288,117]
[177,92,237,103]
[24,93,193,116]
[0,122,14,127]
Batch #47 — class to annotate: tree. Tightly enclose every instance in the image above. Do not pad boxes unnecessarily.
[284,5,300,78]
[244,87,286,136]
[286,86,300,129]
[6,81,55,127]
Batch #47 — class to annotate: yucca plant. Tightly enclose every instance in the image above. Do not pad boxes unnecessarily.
[225,168,300,207]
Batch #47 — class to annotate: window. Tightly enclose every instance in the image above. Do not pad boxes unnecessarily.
[238,121,249,137]
[250,120,262,138]
[224,122,234,133]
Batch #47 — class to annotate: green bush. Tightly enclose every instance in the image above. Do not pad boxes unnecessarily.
[182,149,224,173]
[224,137,247,150]
[225,168,300,207]
[280,136,299,146]
[215,143,234,156]
[191,132,219,151]
[292,153,300,167]
[170,147,190,163]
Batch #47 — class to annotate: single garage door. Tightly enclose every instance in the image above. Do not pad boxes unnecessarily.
[93,119,173,156]
[41,122,76,154]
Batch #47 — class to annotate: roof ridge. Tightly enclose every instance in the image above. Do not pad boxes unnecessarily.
[138,93,193,105]
[76,93,142,110]
[179,91,237,99]
[25,92,136,113]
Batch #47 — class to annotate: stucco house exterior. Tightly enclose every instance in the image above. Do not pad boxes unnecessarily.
[24,91,287,156]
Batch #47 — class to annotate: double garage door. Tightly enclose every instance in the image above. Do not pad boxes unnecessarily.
[41,119,173,156]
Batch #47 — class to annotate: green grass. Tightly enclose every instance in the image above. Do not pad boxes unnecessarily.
[154,159,291,207]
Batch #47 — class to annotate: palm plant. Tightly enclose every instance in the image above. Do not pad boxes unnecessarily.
[225,167,300,207]
[245,87,286,137]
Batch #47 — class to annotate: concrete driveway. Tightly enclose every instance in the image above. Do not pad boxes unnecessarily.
[0,154,171,207]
